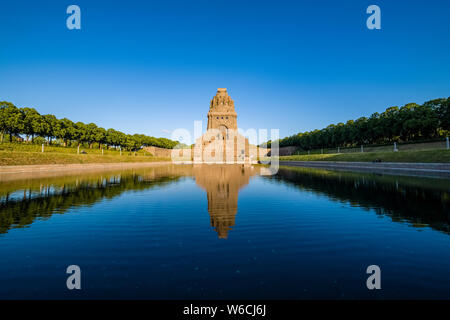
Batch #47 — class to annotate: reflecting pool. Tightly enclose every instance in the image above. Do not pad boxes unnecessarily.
[0,164,449,299]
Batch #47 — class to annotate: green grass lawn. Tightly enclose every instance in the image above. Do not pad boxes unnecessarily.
[0,143,170,166]
[279,149,450,163]
[0,142,130,155]
[2,142,449,166]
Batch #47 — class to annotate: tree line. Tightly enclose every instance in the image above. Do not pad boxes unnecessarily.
[0,101,179,150]
[268,98,450,149]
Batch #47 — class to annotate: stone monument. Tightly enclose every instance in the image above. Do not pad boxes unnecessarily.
[194,88,252,163]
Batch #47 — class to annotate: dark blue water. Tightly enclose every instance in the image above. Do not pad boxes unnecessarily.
[0,164,449,299]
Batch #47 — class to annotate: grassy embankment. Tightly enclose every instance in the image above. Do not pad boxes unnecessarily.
[2,143,449,166]
[0,143,170,166]
[279,149,450,163]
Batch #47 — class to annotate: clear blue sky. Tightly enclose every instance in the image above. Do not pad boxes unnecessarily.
[1,0,449,140]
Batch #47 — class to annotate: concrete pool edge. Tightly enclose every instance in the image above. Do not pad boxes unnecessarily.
[3,160,450,180]
[278,161,450,179]
[0,161,175,173]
[0,161,177,181]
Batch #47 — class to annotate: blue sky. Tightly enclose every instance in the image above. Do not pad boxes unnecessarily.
[1,0,449,140]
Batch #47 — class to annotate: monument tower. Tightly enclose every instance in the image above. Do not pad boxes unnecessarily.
[207,88,238,133]
[172,88,269,163]
[194,88,254,163]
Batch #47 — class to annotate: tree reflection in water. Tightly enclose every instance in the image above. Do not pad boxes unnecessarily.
[0,164,449,237]
[269,166,450,235]
[0,165,191,234]
[0,164,260,238]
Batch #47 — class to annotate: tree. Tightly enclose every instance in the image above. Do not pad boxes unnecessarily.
[43,114,58,144]
[74,122,87,147]
[94,127,106,149]
[117,131,127,150]
[22,107,43,142]
[105,128,116,149]
[125,134,135,152]
[55,118,76,146]
[0,101,15,142]
[439,98,450,131]
[0,102,24,142]
[380,106,399,142]
[274,98,447,150]
[85,123,98,148]
[424,98,450,132]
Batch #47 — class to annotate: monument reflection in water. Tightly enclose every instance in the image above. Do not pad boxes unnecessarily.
[1,164,450,299]
[0,164,448,238]
[194,165,258,238]
[0,164,260,239]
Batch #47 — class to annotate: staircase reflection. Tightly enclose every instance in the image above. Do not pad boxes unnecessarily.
[194,165,258,239]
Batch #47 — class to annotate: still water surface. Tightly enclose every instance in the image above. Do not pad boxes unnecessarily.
[0,164,449,299]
